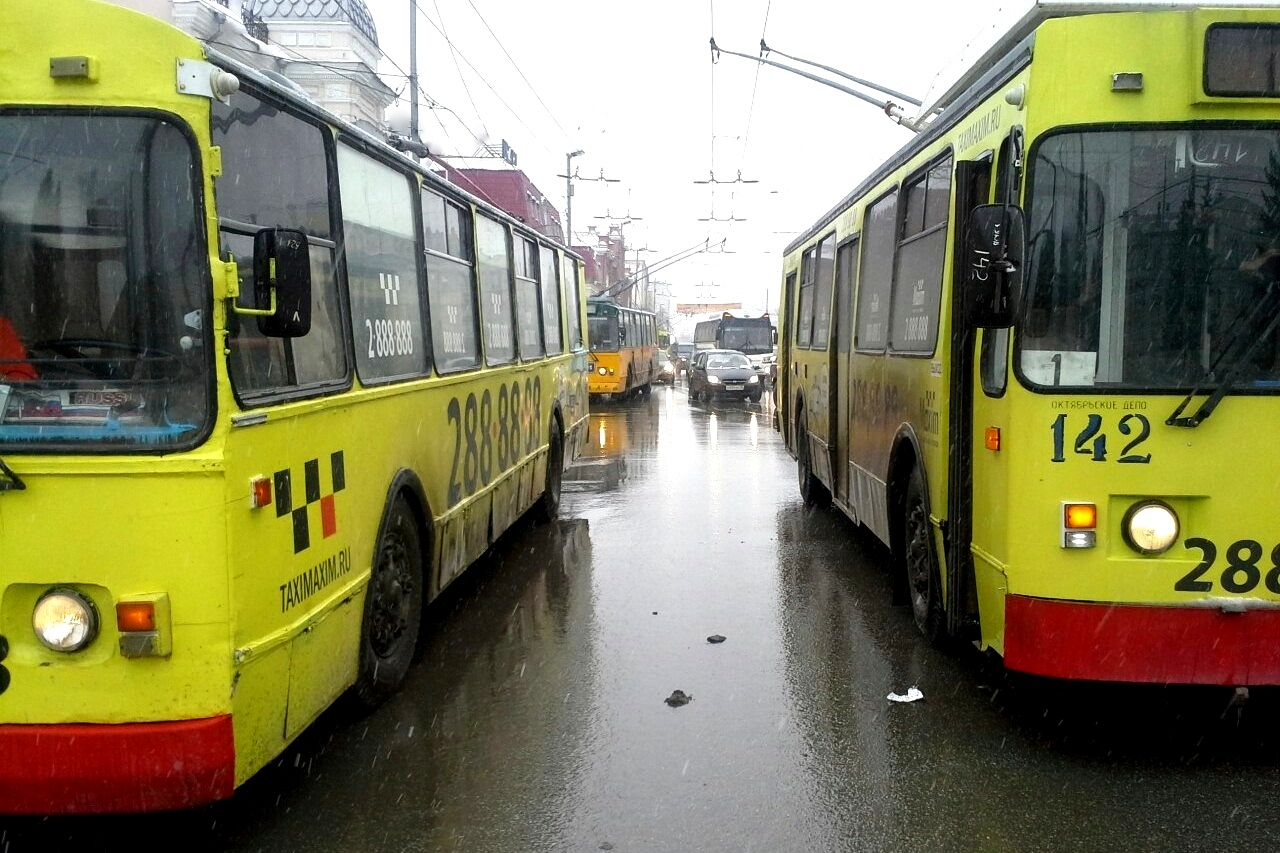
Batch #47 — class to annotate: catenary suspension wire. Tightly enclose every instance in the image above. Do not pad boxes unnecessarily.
[736,0,771,175]
[464,0,573,143]
[408,0,561,158]
[433,0,490,139]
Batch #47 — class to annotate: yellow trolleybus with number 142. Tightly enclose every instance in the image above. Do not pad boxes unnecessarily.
[0,0,588,813]
[780,0,1280,685]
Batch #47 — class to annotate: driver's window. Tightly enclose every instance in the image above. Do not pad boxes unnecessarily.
[213,87,347,400]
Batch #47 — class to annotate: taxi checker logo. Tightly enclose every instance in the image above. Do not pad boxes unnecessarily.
[275,451,345,553]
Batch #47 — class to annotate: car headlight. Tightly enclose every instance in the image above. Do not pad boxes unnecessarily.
[32,588,99,652]
[747,375,759,384]
[707,375,721,384]
[1122,500,1180,555]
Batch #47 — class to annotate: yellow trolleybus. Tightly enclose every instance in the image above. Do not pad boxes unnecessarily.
[587,296,659,398]
[0,0,588,813]
[780,0,1280,685]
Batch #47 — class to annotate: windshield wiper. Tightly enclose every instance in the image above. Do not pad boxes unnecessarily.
[1167,278,1280,428]
[0,457,25,491]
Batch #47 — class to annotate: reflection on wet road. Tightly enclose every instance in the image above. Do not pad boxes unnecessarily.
[6,387,1280,850]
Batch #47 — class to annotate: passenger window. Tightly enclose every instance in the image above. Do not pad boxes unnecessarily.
[424,190,480,373]
[337,142,428,383]
[562,256,584,350]
[540,245,563,354]
[476,215,515,365]
[891,153,952,355]
[797,248,815,348]
[856,190,897,352]
[514,236,543,360]
[810,233,836,349]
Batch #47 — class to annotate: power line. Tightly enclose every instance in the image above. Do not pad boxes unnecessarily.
[408,0,561,159]
[737,0,771,173]
[433,0,490,139]
[463,0,572,143]
[602,239,727,299]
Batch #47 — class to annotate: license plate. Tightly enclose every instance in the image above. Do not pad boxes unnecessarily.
[725,383,744,391]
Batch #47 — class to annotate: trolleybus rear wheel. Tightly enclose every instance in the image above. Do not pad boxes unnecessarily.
[903,466,945,645]
[354,496,424,708]
[796,410,829,507]
[534,419,563,523]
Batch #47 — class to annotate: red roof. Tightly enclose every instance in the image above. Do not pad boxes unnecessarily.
[443,167,563,242]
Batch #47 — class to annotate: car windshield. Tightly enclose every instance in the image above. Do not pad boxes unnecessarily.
[708,353,750,369]
[0,112,211,451]
[1021,127,1280,391]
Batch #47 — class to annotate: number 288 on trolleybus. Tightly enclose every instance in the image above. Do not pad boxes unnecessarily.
[778,0,1280,686]
[0,0,589,813]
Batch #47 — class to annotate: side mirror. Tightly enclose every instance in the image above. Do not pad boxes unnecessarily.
[772,328,779,345]
[248,228,312,337]
[963,204,1025,329]
[618,327,626,342]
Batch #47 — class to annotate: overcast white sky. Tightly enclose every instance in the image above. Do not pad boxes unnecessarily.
[368,0,1027,330]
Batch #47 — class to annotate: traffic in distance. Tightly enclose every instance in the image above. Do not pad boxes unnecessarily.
[3,0,1280,820]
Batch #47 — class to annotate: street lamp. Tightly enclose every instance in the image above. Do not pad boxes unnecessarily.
[564,149,584,247]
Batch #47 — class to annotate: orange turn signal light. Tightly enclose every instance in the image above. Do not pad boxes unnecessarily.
[116,601,156,633]
[985,427,1001,451]
[1064,503,1097,529]
[250,475,272,509]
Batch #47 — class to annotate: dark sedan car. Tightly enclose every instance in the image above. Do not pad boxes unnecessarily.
[688,349,762,403]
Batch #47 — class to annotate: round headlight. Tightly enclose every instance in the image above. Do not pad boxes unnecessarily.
[597,366,607,375]
[32,588,99,652]
[1122,501,1180,555]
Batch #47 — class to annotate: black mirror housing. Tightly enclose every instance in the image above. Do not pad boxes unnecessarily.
[963,204,1025,329]
[252,228,312,337]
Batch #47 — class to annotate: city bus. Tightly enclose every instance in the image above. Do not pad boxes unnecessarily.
[586,297,659,398]
[0,0,588,813]
[693,311,778,384]
[778,0,1280,685]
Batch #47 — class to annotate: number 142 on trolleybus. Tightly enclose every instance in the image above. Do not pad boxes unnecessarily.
[779,0,1280,686]
[0,0,589,813]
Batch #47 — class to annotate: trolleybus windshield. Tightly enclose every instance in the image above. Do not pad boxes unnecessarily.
[719,318,774,355]
[1021,127,1280,391]
[587,302,620,351]
[0,113,210,448]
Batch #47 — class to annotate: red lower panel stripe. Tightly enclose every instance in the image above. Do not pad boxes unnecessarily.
[0,715,235,814]
[1005,596,1280,684]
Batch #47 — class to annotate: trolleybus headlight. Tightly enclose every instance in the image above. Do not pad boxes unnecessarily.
[597,366,607,376]
[1122,501,1179,555]
[32,588,99,652]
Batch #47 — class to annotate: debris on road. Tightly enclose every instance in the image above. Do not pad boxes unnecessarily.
[664,690,693,707]
[707,634,726,644]
[887,687,924,703]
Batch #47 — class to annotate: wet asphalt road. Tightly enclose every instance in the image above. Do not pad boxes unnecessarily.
[7,384,1280,851]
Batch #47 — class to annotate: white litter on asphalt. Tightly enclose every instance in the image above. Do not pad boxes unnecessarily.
[887,687,924,703]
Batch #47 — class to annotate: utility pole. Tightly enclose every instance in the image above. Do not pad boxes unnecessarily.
[408,1,418,152]
[562,149,584,247]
